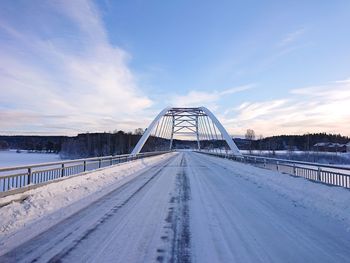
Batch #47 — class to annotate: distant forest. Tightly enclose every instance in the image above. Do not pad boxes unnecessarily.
[0,132,349,159]
[0,131,199,158]
[60,132,213,158]
[0,135,64,153]
[244,133,350,151]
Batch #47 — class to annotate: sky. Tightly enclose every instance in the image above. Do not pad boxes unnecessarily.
[0,0,349,137]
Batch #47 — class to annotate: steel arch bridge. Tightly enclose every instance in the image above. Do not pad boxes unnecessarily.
[131,107,241,156]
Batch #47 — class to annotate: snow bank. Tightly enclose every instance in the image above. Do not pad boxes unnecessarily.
[0,153,175,239]
[203,154,350,229]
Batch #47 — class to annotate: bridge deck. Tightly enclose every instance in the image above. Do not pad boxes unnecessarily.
[0,152,349,262]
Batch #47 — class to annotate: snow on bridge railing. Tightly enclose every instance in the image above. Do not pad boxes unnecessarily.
[0,151,170,196]
[198,151,350,189]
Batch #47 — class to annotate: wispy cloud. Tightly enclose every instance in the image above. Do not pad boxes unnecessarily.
[279,27,307,47]
[170,85,253,108]
[222,78,350,136]
[0,0,152,134]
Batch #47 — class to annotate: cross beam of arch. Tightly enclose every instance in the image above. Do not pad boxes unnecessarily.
[131,107,241,156]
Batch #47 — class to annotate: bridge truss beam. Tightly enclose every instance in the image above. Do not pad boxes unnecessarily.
[131,107,241,155]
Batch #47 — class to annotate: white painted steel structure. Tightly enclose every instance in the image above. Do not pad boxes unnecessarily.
[131,107,242,155]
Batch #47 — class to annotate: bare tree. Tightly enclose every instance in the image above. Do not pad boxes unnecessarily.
[258,135,264,155]
[0,140,9,150]
[270,139,277,156]
[287,137,295,158]
[134,128,144,135]
[245,129,255,154]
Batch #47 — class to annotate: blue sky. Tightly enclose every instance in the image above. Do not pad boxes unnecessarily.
[0,0,349,136]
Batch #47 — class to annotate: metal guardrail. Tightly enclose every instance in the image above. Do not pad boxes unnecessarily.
[199,151,350,189]
[0,151,169,194]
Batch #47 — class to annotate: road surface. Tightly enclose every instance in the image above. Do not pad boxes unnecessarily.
[1,152,349,262]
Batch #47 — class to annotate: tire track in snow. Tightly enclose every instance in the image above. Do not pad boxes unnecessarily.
[47,169,164,262]
[0,157,176,263]
[157,153,191,263]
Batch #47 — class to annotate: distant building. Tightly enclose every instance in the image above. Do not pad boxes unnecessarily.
[313,142,347,153]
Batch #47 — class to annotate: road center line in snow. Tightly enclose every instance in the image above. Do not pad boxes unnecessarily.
[157,153,191,263]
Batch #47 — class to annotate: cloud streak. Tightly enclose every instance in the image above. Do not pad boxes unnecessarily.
[170,85,253,108]
[279,28,307,47]
[0,0,152,134]
[222,79,350,136]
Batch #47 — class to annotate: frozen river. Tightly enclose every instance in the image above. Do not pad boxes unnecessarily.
[0,150,61,168]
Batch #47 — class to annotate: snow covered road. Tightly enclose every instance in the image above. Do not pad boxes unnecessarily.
[187,153,350,262]
[1,152,349,262]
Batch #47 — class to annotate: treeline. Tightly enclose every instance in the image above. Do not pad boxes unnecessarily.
[0,132,194,158]
[247,133,350,151]
[1,132,349,158]
[60,131,181,158]
[60,132,138,158]
[60,131,209,158]
[0,135,64,152]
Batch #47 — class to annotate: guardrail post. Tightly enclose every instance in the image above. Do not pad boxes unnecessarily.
[27,167,32,185]
[276,161,279,171]
[61,163,65,177]
[264,159,266,168]
[110,157,113,166]
[98,158,102,168]
[83,160,87,172]
[317,167,321,181]
[293,164,296,175]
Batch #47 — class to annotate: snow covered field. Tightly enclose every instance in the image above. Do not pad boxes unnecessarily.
[0,150,61,167]
[0,151,349,262]
[241,149,350,156]
[241,149,350,165]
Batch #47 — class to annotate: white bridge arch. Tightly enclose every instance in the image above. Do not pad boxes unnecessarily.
[131,107,241,156]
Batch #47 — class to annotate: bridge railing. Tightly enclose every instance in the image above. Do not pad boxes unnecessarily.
[0,151,169,196]
[198,151,350,189]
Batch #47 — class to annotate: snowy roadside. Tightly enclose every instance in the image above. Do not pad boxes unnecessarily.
[200,153,350,229]
[0,153,176,242]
